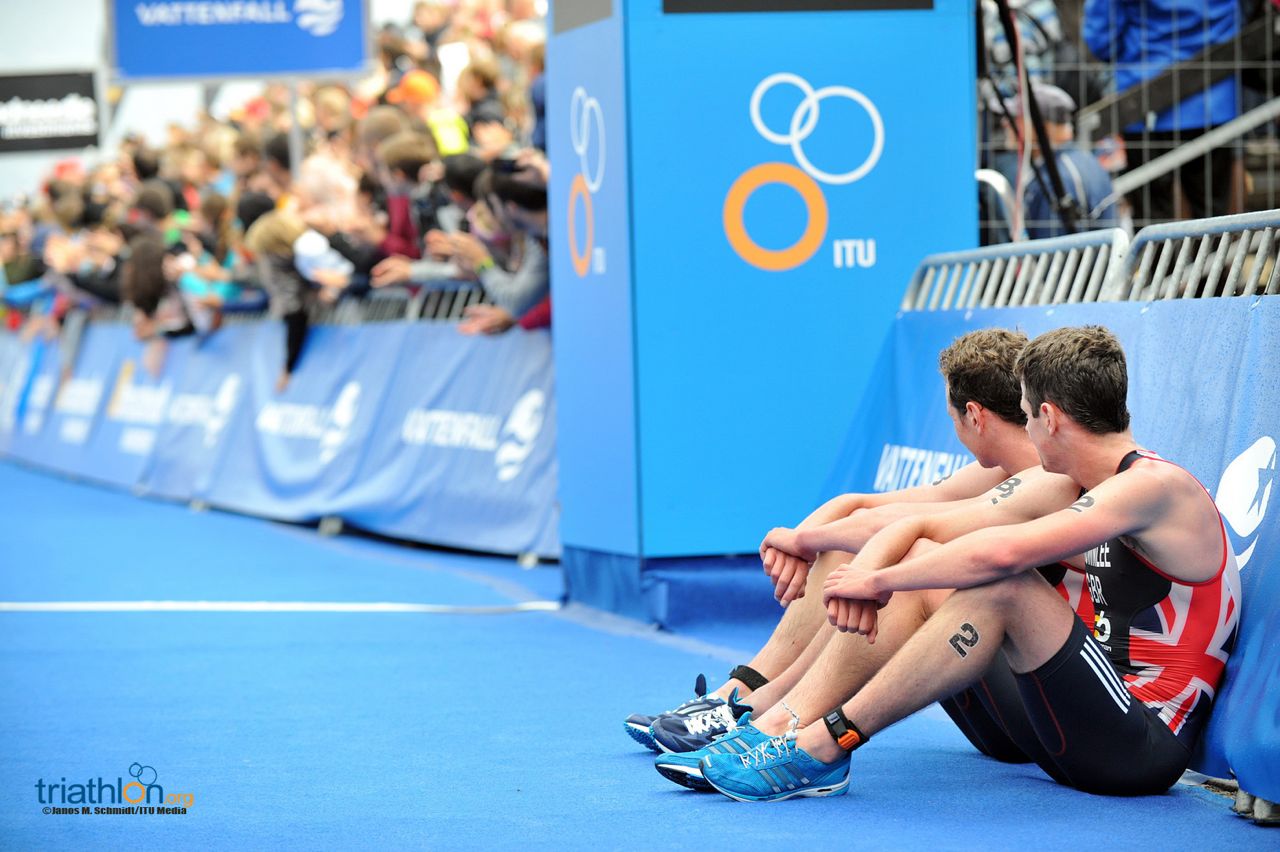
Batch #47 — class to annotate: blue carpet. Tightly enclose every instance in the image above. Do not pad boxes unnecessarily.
[0,462,1270,850]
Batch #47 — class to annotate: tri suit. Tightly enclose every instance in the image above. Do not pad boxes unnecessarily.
[940,449,1240,794]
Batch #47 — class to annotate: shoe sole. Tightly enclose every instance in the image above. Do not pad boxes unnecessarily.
[704,774,849,803]
[654,762,713,792]
[625,721,661,752]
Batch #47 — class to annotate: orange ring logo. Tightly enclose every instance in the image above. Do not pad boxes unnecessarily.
[567,173,594,278]
[723,162,828,272]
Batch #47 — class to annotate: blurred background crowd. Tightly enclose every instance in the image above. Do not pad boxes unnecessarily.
[1,0,550,387]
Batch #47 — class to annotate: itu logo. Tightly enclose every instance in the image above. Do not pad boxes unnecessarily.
[724,73,883,272]
[294,0,343,36]
[567,87,605,278]
[1214,435,1276,571]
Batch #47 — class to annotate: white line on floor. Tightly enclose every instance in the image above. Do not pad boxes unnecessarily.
[0,600,562,614]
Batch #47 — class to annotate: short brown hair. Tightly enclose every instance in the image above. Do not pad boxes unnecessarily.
[357,106,408,148]
[377,131,438,179]
[1015,325,1130,434]
[939,328,1029,425]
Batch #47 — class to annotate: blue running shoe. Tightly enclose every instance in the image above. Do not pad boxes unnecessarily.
[654,714,770,791]
[650,688,752,754]
[624,674,715,753]
[700,731,850,802]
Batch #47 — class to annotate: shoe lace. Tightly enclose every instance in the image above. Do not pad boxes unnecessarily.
[738,706,802,768]
[685,703,736,736]
[738,730,800,768]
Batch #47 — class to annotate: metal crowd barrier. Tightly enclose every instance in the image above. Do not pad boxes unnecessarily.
[901,228,1130,311]
[1117,209,1280,302]
[905,209,1280,311]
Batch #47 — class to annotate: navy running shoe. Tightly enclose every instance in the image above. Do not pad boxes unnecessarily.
[653,714,770,791]
[650,688,752,754]
[624,714,659,751]
[700,731,850,802]
[624,674,715,753]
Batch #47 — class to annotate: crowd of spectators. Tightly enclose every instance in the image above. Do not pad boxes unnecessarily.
[0,0,550,390]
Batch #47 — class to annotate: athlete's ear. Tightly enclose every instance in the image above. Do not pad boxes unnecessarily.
[1041,401,1059,434]
[965,401,983,431]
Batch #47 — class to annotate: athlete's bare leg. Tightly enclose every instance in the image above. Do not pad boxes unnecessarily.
[752,586,952,735]
[798,569,1076,761]
[710,551,849,700]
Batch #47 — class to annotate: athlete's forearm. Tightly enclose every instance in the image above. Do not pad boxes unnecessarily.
[867,527,1025,595]
[802,497,983,556]
[795,493,863,529]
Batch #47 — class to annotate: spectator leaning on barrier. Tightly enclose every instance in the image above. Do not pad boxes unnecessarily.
[450,152,550,334]
[1084,0,1243,223]
[994,83,1117,239]
[244,210,352,393]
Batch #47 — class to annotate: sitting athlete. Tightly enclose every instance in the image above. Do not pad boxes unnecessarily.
[632,329,1066,766]
[698,325,1240,801]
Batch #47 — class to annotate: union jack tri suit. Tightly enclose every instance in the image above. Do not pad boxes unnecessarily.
[939,448,1240,795]
[1070,448,1241,746]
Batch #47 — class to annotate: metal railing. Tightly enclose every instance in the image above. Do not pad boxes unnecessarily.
[902,228,1130,311]
[905,209,1280,310]
[1117,208,1280,300]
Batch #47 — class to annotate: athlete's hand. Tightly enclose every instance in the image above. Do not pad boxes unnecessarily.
[761,546,809,605]
[760,526,818,563]
[826,597,882,643]
[825,561,887,641]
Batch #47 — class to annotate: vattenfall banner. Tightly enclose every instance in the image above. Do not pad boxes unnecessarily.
[826,297,1280,801]
[0,322,560,558]
[109,0,371,80]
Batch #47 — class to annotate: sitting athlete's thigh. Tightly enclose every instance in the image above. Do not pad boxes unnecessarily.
[1013,617,1191,795]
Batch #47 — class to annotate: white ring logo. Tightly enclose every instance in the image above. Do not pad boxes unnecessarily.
[725,73,884,271]
[569,87,605,193]
[567,86,605,277]
[749,72,884,186]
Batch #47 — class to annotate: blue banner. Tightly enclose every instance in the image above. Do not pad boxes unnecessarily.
[827,297,1280,800]
[337,328,559,557]
[204,324,411,521]
[111,0,370,80]
[0,321,559,558]
[140,327,257,502]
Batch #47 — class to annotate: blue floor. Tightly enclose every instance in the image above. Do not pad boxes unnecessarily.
[0,461,1270,850]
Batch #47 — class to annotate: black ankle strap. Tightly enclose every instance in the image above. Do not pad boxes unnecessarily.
[728,664,769,692]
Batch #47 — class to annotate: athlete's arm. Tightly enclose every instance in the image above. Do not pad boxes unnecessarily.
[762,463,1008,604]
[832,468,1166,600]
[802,467,1064,561]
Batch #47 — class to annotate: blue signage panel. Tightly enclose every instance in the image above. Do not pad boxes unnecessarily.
[111,0,370,80]
[547,2,642,555]
[625,0,977,555]
[203,323,409,521]
[140,327,257,501]
[338,326,559,557]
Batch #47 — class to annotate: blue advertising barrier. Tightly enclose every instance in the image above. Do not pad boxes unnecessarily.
[110,0,370,80]
[0,321,559,558]
[825,296,1280,801]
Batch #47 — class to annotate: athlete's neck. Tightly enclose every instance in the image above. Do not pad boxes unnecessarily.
[1062,430,1140,491]
[990,431,1043,478]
